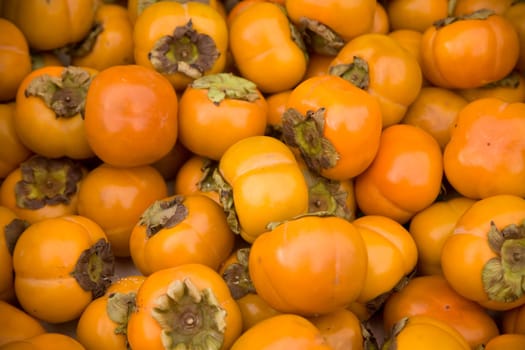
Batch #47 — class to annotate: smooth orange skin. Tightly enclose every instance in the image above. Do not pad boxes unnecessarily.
[484,334,525,350]
[505,2,525,73]
[386,0,449,32]
[13,215,110,323]
[77,163,168,257]
[128,0,226,24]
[352,215,418,304]
[387,29,424,66]
[409,196,476,276]
[0,167,81,224]
[218,135,309,243]
[386,315,471,350]
[129,194,235,276]
[456,72,525,103]
[228,1,307,94]
[383,275,500,348]
[0,103,31,179]
[420,13,520,89]
[133,1,228,91]
[230,314,331,350]
[0,19,31,102]
[303,54,332,80]
[173,155,221,204]
[309,309,363,350]
[84,64,178,167]
[76,275,146,350]
[0,300,46,346]
[443,98,525,199]
[330,33,423,127]
[286,75,383,180]
[0,206,23,302]
[249,215,368,316]
[15,66,97,159]
[127,263,242,350]
[72,3,134,71]
[401,86,469,150]
[265,90,292,130]
[370,2,390,34]
[441,194,525,311]
[2,0,96,51]
[502,303,525,334]
[178,81,268,160]
[235,293,281,332]
[285,0,376,42]
[354,124,443,224]
[452,0,513,16]
[0,333,86,350]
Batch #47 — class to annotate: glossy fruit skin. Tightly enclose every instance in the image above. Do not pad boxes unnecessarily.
[329,33,423,127]
[420,11,520,89]
[76,275,146,350]
[12,215,112,323]
[0,333,86,350]
[308,309,364,350]
[71,3,134,71]
[0,103,32,179]
[228,1,308,94]
[383,275,500,348]
[443,98,525,199]
[352,215,418,304]
[284,75,383,180]
[483,334,525,350]
[371,2,390,34]
[84,64,178,167]
[177,75,268,160]
[230,313,332,350]
[457,72,525,103]
[235,293,281,332]
[452,0,513,16]
[409,196,476,276]
[127,263,242,350]
[354,124,444,224]
[218,135,309,243]
[173,155,221,204]
[386,0,449,32]
[248,215,368,316]
[502,302,525,334]
[383,315,471,350]
[401,86,469,150]
[2,0,97,51]
[77,163,168,257]
[504,2,525,73]
[15,66,98,159]
[387,29,424,66]
[441,194,525,311]
[0,300,46,347]
[127,0,226,24]
[285,0,376,42]
[129,194,235,276]
[0,19,32,102]
[133,1,228,91]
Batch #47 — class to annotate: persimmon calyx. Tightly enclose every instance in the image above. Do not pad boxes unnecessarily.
[148,19,220,79]
[191,73,260,104]
[72,238,115,298]
[70,21,104,58]
[14,155,84,210]
[152,278,226,350]
[139,196,189,238]
[107,291,137,335]
[4,218,29,255]
[329,56,370,90]
[482,71,521,89]
[483,220,525,302]
[197,158,220,194]
[221,248,255,299]
[25,66,92,118]
[382,317,409,350]
[434,8,494,28]
[281,107,340,174]
[297,17,344,56]
[212,169,241,235]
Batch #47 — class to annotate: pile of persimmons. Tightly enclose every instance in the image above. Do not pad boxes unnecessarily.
[1,0,525,349]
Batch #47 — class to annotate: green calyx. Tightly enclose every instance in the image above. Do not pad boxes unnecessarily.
[212,169,240,235]
[148,19,219,79]
[191,73,260,104]
[221,248,255,299]
[329,56,370,90]
[25,66,92,118]
[14,155,84,210]
[434,8,495,28]
[107,291,137,336]
[152,278,226,350]
[138,196,189,238]
[297,17,344,56]
[281,108,339,175]
[72,238,115,298]
[482,220,525,303]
